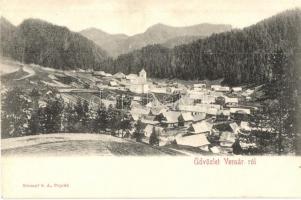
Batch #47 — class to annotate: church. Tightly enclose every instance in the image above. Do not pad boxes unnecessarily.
[125,69,149,94]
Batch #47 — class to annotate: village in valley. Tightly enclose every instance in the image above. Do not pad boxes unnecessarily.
[86,68,262,154]
[0,60,269,155]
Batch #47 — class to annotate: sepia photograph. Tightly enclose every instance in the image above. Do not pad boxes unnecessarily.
[1,0,301,198]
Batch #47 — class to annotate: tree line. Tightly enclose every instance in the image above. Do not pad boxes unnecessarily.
[1,88,134,139]
[97,9,300,86]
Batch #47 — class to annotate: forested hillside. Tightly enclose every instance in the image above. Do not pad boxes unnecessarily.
[80,23,231,57]
[98,9,301,86]
[0,18,107,70]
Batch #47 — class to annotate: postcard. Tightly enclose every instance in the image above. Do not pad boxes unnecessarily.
[1,0,301,198]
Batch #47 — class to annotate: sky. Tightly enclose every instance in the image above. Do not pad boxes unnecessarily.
[1,0,301,35]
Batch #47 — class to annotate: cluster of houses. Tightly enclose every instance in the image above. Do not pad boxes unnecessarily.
[90,69,260,154]
[58,68,260,154]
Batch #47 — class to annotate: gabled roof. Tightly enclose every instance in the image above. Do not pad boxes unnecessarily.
[130,107,150,115]
[161,111,181,123]
[130,101,141,108]
[232,87,242,92]
[193,113,206,122]
[126,74,138,80]
[189,121,213,133]
[229,122,240,134]
[144,124,154,137]
[207,108,218,115]
[217,110,231,116]
[176,134,210,147]
[240,121,251,131]
[150,107,167,116]
[230,107,251,114]
[113,72,126,79]
[179,112,194,121]
[225,97,238,104]
[139,69,146,74]
[141,115,159,125]
[219,131,235,143]
[130,113,140,121]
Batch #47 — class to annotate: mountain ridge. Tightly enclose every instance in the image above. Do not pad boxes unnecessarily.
[80,23,232,57]
[0,18,108,70]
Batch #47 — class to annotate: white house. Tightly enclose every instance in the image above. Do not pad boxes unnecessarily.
[193,83,206,90]
[178,112,194,127]
[127,84,149,94]
[113,72,126,79]
[232,87,242,92]
[230,107,251,115]
[225,97,239,104]
[157,111,181,127]
[219,131,236,147]
[216,86,230,92]
[188,121,213,134]
[176,134,210,148]
[211,85,221,90]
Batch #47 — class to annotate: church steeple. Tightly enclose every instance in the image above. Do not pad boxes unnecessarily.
[139,68,146,81]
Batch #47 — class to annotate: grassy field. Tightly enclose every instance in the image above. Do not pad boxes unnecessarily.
[1,133,185,156]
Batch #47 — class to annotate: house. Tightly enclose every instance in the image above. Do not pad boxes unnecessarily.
[210,146,221,154]
[188,121,213,135]
[100,99,116,109]
[230,110,251,121]
[229,122,240,135]
[193,113,206,122]
[216,110,231,121]
[126,69,147,84]
[130,101,141,108]
[201,95,216,104]
[193,83,206,90]
[132,96,141,101]
[113,72,126,80]
[130,107,150,115]
[176,134,210,148]
[166,87,177,94]
[130,107,150,121]
[178,105,207,115]
[130,113,140,121]
[126,84,149,94]
[93,71,107,77]
[195,103,221,110]
[156,111,181,127]
[219,131,236,147]
[173,96,194,109]
[126,73,138,80]
[143,124,154,138]
[178,113,194,127]
[230,107,251,115]
[106,73,112,77]
[215,96,226,105]
[178,105,218,117]
[232,87,242,92]
[225,97,238,104]
[240,121,251,131]
[149,86,167,94]
[149,106,167,116]
[216,86,230,92]
[109,81,118,87]
[211,85,221,90]
[206,108,219,117]
[242,89,254,96]
[141,116,159,125]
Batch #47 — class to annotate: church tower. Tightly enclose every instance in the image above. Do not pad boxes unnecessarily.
[139,68,147,82]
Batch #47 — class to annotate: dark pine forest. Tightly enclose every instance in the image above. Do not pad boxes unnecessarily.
[98,9,301,86]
